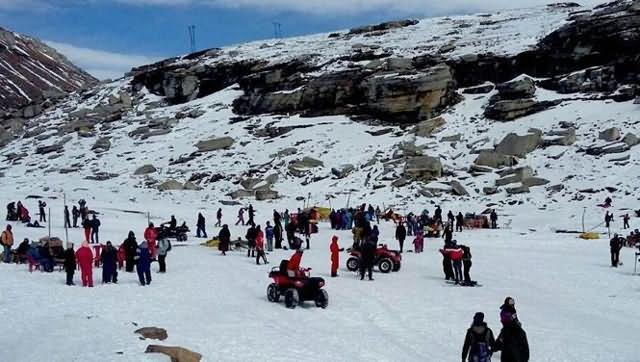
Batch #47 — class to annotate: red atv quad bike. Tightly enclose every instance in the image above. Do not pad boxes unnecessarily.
[346,244,401,273]
[267,260,328,309]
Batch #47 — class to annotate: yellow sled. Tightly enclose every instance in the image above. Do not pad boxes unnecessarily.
[579,232,600,240]
[201,238,220,247]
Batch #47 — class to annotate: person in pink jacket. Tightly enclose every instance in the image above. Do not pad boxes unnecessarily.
[75,241,94,287]
[413,230,424,253]
[255,225,268,265]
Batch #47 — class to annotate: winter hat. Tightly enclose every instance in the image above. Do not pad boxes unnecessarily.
[472,312,485,326]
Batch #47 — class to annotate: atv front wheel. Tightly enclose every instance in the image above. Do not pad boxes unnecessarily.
[315,289,329,309]
[267,283,280,302]
[378,258,392,273]
[346,257,359,272]
[284,288,299,309]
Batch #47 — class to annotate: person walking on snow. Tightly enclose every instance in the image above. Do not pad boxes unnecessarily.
[196,212,207,238]
[490,210,498,229]
[330,235,343,277]
[144,223,158,260]
[494,315,529,362]
[255,226,268,265]
[499,297,518,327]
[90,214,101,244]
[610,233,624,267]
[157,237,171,273]
[605,211,614,229]
[63,243,76,286]
[218,225,230,256]
[215,208,222,227]
[82,217,92,244]
[622,213,630,229]
[135,241,152,286]
[75,241,94,287]
[360,237,376,281]
[123,231,138,272]
[38,200,46,223]
[265,221,274,252]
[395,222,407,253]
[1,224,14,263]
[236,208,245,226]
[462,312,495,362]
[456,212,465,232]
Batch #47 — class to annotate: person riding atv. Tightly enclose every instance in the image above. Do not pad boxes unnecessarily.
[267,249,328,309]
[346,243,401,273]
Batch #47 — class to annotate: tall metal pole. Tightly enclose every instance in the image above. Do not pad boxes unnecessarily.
[48,207,51,238]
[581,207,586,234]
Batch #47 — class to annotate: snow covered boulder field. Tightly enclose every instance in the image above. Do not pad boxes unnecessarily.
[1,0,640,361]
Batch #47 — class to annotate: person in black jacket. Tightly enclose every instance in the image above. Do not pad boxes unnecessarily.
[493,319,529,362]
[38,200,46,223]
[447,210,455,228]
[123,231,138,272]
[246,225,257,257]
[395,223,407,253]
[443,225,454,244]
[215,208,222,227]
[248,204,255,227]
[63,243,76,286]
[462,312,495,362]
[461,245,473,284]
[490,210,498,229]
[64,206,71,228]
[16,238,30,263]
[72,206,80,228]
[456,212,464,232]
[360,237,376,281]
[196,212,207,238]
[101,241,118,284]
[218,225,230,256]
[610,233,624,267]
[90,215,101,244]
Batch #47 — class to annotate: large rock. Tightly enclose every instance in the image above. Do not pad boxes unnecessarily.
[134,164,157,175]
[183,181,203,191]
[163,72,200,104]
[495,166,534,186]
[195,137,234,152]
[622,133,640,147]
[91,137,111,153]
[157,179,185,191]
[522,177,550,187]
[495,132,542,157]
[506,185,530,194]
[331,164,355,179]
[291,157,324,168]
[543,127,576,146]
[414,116,446,137]
[135,327,168,341]
[145,345,202,362]
[495,76,536,99]
[450,180,469,196]
[474,151,517,168]
[255,189,279,200]
[404,156,443,181]
[485,99,561,121]
[599,127,621,142]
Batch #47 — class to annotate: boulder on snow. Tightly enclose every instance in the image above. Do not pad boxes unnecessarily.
[474,151,516,169]
[229,189,255,199]
[157,179,184,191]
[195,137,234,152]
[495,132,541,157]
[255,189,279,201]
[135,327,168,341]
[145,345,202,362]
[543,127,576,146]
[183,181,202,191]
[496,77,536,99]
[506,185,530,194]
[483,187,499,195]
[404,156,442,181]
[450,180,469,196]
[91,137,111,153]
[495,167,534,187]
[522,177,550,187]
[134,164,157,175]
[291,157,324,168]
[331,164,355,179]
[414,116,446,137]
[622,133,639,147]
[391,177,411,188]
[599,127,621,142]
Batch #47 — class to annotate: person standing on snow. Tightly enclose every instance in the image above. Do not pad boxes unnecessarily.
[75,241,94,287]
[196,212,207,238]
[64,206,71,229]
[135,241,152,286]
[90,215,101,244]
[462,312,495,362]
[248,204,255,227]
[493,316,529,362]
[610,233,624,267]
[605,211,614,229]
[255,225,268,265]
[490,210,498,229]
[447,210,455,229]
[215,208,222,227]
[246,225,257,258]
[461,245,473,284]
[274,222,283,249]
[235,208,245,226]
[443,242,465,284]
[622,214,630,229]
[123,231,138,272]
[72,206,80,228]
[330,235,343,277]
[1,224,14,263]
[157,237,171,273]
[456,212,465,232]
[443,224,454,244]
[63,243,76,286]
[144,223,158,260]
[395,222,407,253]
[82,217,92,244]
[100,241,118,284]
[360,237,376,281]
[38,200,46,223]
[218,225,230,256]
[499,297,518,327]
[413,229,424,253]
[265,221,274,252]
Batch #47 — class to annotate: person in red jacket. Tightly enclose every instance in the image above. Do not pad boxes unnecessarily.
[75,241,94,287]
[144,223,158,260]
[330,235,343,277]
[255,225,268,265]
[441,243,465,284]
[287,249,304,277]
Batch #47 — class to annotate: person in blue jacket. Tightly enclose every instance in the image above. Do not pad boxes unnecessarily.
[90,215,101,244]
[265,221,274,252]
[135,241,152,286]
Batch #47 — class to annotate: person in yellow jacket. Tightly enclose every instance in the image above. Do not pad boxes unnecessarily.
[1,225,14,263]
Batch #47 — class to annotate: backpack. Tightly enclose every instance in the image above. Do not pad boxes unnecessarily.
[469,329,492,362]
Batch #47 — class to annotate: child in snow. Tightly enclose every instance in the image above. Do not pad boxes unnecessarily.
[330,236,343,277]
[500,297,519,326]
[413,230,424,253]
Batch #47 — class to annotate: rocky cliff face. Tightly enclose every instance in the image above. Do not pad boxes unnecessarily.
[0,27,97,112]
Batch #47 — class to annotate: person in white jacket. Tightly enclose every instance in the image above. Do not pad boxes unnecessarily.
[157,238,171,273]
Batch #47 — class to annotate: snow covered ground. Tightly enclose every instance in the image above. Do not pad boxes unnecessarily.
[1,195,639,362]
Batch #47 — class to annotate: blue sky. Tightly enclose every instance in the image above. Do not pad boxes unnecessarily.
[0,0,603,79]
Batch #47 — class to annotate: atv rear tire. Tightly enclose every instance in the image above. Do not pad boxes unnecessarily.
[315,289,328,309]
[284,288,299,309]
[346,257,359,272]
[378,258,393,273]
[267,283,280,302]
[392,262,401,272]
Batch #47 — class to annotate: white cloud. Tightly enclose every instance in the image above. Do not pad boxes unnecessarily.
[114,0,608,15]
[45,40,159,80]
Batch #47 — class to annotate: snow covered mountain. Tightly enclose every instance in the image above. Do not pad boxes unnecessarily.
[1,1,639,213]
[0,26,97,112]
